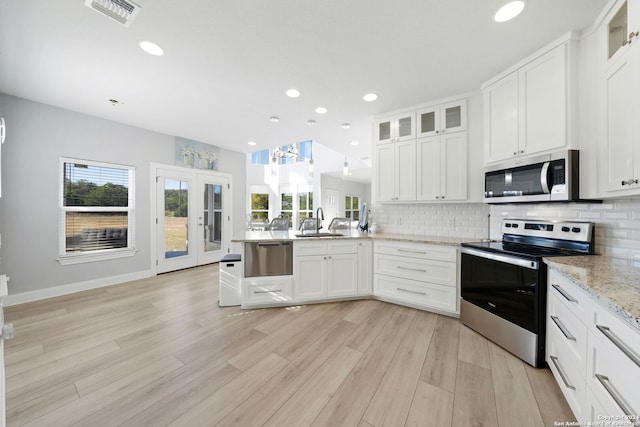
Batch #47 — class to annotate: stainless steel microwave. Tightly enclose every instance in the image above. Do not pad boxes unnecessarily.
[484,150,579,203]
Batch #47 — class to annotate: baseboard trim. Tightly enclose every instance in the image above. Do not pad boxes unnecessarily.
[4,269,155,306]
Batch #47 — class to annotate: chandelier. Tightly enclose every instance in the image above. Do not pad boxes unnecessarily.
[273,144,299,159]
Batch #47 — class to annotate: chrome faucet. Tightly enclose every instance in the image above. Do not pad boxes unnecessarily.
[316,207,324,233]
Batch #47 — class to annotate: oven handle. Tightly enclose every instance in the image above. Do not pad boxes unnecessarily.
[461,247,539,270]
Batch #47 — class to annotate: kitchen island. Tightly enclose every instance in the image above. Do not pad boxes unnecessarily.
[232,231,467,315]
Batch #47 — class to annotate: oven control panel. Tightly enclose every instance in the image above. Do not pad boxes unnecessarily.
[502,219,594,242]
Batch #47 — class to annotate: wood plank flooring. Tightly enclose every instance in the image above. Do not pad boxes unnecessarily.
[4,265,575,426]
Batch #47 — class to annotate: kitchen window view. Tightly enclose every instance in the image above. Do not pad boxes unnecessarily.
[345,195,359,220]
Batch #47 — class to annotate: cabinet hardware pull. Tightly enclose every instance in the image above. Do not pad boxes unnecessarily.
[549,356,575,390]
[596,324,640,368]
[396,287,426,296]
[622,31,639,46]
[254,289,282,294]
[551,284,578,303]
[595,374,639,426]
[397,266,427,273]
[551,316,576,341]
[397,249,427,254]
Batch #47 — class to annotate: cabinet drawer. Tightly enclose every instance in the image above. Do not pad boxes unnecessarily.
[374,240,457,262]
[585,387,634,427]
[548,269,593,325]
[547,291,589,378]
[294,241,328,256]
[374,254,456,286]
[547,335,587,420]
[327,240,358,254]
[373,274,457,313]
[243,277,294,304]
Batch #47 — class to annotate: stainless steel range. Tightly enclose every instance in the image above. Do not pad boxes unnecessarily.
[460,219,595,367]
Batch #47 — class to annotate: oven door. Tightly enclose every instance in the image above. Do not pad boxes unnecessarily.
[461,247,542,333]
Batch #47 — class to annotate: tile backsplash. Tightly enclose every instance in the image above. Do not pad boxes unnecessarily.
[370,197,640,265]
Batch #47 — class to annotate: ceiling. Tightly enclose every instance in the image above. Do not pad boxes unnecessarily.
[0,0,607,172]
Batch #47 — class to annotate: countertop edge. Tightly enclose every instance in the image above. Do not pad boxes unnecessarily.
[544,257,640,333]
[232,231,468,246]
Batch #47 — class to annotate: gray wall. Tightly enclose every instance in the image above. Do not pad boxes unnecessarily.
[0,93,245,295]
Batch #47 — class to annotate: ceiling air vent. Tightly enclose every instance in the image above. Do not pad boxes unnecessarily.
[84,0,141,27]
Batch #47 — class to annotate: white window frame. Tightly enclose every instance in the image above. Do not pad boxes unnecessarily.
[57,157,137,265]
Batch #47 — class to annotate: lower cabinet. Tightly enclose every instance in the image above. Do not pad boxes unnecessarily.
[294,240,359,302]
[372,240,459,316]
[357,240,373,294]
[547,269,640,424]
[242,276,294,308]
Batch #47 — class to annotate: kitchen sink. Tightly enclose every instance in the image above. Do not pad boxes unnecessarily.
[294,232,343,238]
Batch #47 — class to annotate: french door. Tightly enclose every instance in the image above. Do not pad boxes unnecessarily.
[154,166,231,274]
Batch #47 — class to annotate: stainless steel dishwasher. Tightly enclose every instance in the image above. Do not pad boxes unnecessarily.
[244,241,293,277]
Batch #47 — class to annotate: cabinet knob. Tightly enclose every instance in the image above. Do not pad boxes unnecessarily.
[520,150,525,154]
[623,31,639,46]
[513,152,518,156]
[441,195,445,199]
[435,196,439,199]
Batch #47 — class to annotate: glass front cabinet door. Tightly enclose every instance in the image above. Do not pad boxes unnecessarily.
[416,100,467,138]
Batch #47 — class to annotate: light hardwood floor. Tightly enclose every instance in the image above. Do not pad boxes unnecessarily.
[4,265,575,426]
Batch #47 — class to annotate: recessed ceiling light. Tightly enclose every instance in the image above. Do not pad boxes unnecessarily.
[494,1,525,22]
[270,116,280,123]
[248,141,257,146]
[108,98,121,106]
[286,89,301,98]
[307,120,316,126]
[315,107,328,114]
[363,93,378,102]
[350,141,359,146]
[139,40,164,56]
[341,123,351,129]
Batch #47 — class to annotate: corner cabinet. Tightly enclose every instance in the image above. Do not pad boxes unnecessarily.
[605,0,640,194]
[483,36,576,164]
[373,240,459,316]
[373,97,468,203]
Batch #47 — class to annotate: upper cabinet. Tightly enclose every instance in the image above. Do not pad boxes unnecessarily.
[374,112,416,144]
[604,0,640,194]
[482,36,577,164]
[416,100,467,138]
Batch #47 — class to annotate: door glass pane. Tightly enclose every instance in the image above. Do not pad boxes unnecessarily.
[608,2,627,59]
[398,116,412,138]
[164,179,188,259]
[420,111,435,133]
[379,121,391,140]
[203,183,222,253]
[445,106,461,129]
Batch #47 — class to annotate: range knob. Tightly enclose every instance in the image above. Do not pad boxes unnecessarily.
[572,227,581,233]
[561,226,570,232]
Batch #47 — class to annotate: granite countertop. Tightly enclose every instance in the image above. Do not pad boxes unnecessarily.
[233,230,471,246]
[544,256,640,332]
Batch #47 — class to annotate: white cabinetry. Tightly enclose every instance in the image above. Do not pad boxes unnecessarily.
[416,99,467,138]
[375,112,416,144]
[294,240,358,301]
[374,140,416,202]
[416,132,467,201]
[357,240,373,295]
[373,240,458,316]
[483,38,575,164]
[242,276,294,308]
[547,268,640,424]
[605,0,640,194]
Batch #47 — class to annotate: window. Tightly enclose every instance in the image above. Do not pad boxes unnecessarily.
[59,158,135,264]
[250,149,270,165]
[299,191,313,223]
[281,192,293,228]
[250,193,269,222]
[345,195,359,220]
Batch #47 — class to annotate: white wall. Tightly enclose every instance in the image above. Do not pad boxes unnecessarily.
[0,93,246,299]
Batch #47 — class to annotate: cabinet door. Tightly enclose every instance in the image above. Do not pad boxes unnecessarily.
[441,100,467,134]
[518,44,567,156]
[441,132,467,200]
[416,136,441,201]
[294,255,326,300]
[606,41,640,192]
[375,144,396,201]
[375,116,394,144]
[395,140,416,201]
[484,72,519,163]
[396,112,416,142]
[327,253,358,297]
[416,106,440,138]
[357,240,373,295]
